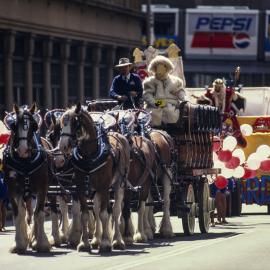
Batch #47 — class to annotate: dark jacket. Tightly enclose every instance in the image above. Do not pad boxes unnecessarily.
[109,73,143,109]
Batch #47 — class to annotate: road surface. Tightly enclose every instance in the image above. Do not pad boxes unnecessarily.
[0,204,269,270]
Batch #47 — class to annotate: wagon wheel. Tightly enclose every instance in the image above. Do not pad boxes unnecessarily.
[198,179,210,233]
[182,183,196,235]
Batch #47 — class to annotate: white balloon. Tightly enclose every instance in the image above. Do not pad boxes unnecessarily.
[232,148,246,164]
[233,166,245,178]
[222,168,234,178]
[213,152,218,161]
[256,144,270,159]
[240,124,253,136]
[214,160,225,169]
[223,136,237,151]
[248,153,264,162]
[247,158,261,170]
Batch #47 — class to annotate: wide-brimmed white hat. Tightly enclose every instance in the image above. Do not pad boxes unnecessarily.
[148,55,174,73]
[115,58,132,67]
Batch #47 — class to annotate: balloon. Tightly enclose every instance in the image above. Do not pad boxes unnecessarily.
[225,156,240,169]
[214,160,225,169]
[246,159,261,170]
[243,167,257,179]
[256,145,270,159]
[213,136,221,152]
[260,160,270,172]
[248,153,264,162]
[223,136,237,151]
[233,166,245,178]
[232,148,246,164]
[214,175,228,189]
[0,134,10,144]
[240,124,253,136]
[218,150,232,162]
[222,168,234,178]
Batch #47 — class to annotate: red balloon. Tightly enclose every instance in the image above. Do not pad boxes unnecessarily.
[218,150,232,162]
[243,167,257,179]
[214,175,228,189]
[213,136,221,152]
[225,156,240,169]
[260,160,270,172]
[0,134,10,144]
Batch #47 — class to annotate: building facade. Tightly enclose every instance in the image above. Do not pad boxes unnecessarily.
[0,0,143,111]
[144,0,270,88]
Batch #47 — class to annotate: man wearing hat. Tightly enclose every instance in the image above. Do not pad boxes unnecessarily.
[109,58,143,109]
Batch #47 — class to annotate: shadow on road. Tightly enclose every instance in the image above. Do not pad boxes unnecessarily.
[16,250,71,257]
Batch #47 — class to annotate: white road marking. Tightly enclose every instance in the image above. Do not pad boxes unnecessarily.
[105,230,255,270]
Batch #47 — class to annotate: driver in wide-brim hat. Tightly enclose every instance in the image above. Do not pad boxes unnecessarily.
[109,58,143,109]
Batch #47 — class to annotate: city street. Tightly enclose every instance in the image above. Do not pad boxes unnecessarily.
[0,204,269,270]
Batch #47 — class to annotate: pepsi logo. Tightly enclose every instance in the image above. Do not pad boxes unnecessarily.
[233,33,250,49]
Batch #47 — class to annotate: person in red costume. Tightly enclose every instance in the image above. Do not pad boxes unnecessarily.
[197,77,247,147]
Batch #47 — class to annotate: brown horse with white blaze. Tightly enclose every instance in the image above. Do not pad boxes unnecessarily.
[59,103,130,252]
[3,103,51,254]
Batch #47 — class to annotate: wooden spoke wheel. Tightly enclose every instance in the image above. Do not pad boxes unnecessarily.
[182,183,196,235]
[198,180,210,233]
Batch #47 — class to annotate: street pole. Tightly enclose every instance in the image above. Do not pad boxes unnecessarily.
[146,0,154,46]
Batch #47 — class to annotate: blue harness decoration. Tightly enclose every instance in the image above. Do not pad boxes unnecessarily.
[71,126,112,174]
[3,133,46,177]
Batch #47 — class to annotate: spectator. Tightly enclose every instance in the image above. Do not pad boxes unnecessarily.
[0,160,8,231]
[210,182,228,225]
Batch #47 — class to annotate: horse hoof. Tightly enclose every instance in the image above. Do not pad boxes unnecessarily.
[49,236,61,247]
[99,245,112,253]
[160,230,175,238]
[113,240,125,250]
[91,238,100,250]
[31,241,37,250]
[36,245,51,253]
[124,237,134,246]
[60,233,68,244]
[9,245,27,254]
[77,243,91,252]
[134,233,147,243]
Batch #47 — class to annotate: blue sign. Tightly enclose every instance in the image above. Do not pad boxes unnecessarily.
[242,176,270,205]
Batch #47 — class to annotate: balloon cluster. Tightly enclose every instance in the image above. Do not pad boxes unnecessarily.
[213,124,270,189]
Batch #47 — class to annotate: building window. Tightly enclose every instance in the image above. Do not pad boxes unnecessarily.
[51,63,61,107]
[13,60,25,105]
[34,39,43,58]
[84,66,93,100]
[68,64,78,105]
[99,67,108,98]
[33,62,43,106]
[52,42,61,60]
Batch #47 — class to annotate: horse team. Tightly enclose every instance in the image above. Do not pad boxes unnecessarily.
[2,102,177,254]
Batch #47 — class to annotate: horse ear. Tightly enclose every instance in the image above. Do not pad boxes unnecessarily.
[29,102,37,114]
[75,102,81,114]
[114,112,119,122]
[13,103,19,114]
[51,113,56,125]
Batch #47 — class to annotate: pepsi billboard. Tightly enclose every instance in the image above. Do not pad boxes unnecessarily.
[265,11,270,60]
[185,9,259,59]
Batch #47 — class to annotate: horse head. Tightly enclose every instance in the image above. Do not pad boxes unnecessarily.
[59,102,96,156]
[5,103,40,159]
[45,109,66,168]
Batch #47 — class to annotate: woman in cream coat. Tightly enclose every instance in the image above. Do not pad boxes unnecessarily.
[143,55,187,127]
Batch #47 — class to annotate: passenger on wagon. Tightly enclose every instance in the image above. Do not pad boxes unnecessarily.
[143,55,187,127]
[196,77,247,147]
[109,58,143,109]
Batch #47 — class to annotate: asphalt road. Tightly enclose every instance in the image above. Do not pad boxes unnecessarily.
[0,204,269,270]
